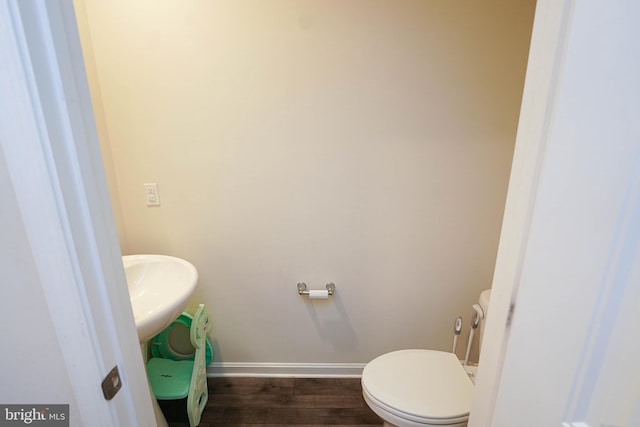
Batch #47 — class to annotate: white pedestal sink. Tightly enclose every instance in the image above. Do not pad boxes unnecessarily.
[123,254,198,343]
[122,254,198,427]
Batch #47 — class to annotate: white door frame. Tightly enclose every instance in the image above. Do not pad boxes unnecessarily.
[469,0,574,424]
[9,0,614,425]
[469,0,573,427]
[472,0,640,425]
[1,1,155,425]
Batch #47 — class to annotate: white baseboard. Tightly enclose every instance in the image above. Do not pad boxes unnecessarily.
[207,362,366,378]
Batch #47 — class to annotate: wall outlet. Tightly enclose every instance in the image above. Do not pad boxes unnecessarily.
[143,183,160,206]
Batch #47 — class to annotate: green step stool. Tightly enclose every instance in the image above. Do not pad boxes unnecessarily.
[147,304,210,427]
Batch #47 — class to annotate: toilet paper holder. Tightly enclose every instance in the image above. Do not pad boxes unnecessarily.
[297,282,335,297]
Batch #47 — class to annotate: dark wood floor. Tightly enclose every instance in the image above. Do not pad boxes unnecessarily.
[159,377,383,427]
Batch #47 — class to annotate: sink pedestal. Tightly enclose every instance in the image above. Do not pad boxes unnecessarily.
[151,386,169,427]
[123,255,199,427]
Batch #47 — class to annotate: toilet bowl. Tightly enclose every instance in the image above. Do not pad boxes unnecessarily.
[362,290,491,427]
[362,349,472,426]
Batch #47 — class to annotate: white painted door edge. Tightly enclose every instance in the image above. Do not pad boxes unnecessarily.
[469,0,574,424]
[1,1,155,425]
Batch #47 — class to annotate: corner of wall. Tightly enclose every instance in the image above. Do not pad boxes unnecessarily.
[73,0,129,254]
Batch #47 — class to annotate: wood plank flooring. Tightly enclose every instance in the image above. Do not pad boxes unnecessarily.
[158,377,383,426]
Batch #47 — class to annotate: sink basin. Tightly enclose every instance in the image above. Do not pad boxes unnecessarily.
[122,254,198,343]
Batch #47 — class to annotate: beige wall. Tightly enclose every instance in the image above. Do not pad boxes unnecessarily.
[77,0,535,365]
[75,0,129,253]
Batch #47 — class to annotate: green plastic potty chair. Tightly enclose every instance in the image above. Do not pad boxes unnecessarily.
[147,304,210,427]
[151,312,213,366]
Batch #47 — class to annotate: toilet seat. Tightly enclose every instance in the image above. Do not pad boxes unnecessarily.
[361,349,473,426]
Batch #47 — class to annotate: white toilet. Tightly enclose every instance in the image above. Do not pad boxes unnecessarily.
[361,290,491,427]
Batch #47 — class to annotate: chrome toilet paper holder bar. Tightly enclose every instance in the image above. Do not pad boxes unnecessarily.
[297,282,335,296]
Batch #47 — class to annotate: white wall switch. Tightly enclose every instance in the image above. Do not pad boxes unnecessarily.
[143,183,160,206]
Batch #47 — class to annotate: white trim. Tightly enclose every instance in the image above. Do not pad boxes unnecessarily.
[208,362,366,378]
[564,163,640,422]
[1,4,108,424]
[469,1,573,425]
[1,1,155,425]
